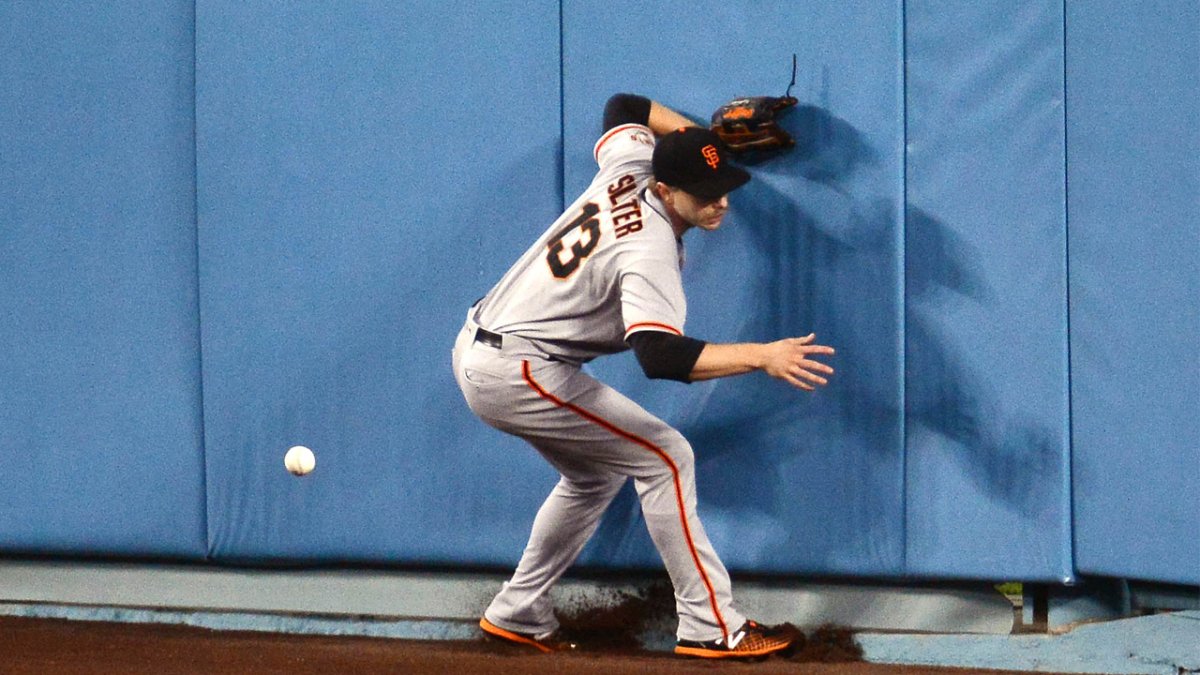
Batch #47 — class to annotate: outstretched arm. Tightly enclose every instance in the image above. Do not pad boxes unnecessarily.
[604,93,697,136]
[689,335,835,391]
[627,331,835,391]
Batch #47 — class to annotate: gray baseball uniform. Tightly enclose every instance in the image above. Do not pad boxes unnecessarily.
[452,123,744,643]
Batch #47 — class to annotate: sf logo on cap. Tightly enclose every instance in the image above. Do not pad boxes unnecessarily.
[701,144,720,169]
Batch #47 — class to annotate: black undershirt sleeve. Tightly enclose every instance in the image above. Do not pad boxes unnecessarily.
[626,331,707,383]
[603,93,652,132]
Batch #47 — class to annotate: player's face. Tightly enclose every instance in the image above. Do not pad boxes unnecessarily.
[665,187,729,232]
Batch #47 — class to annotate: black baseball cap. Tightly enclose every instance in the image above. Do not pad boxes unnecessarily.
[652,127,750,200]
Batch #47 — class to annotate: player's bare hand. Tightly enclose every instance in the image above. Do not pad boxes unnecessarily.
[761,334,835,391]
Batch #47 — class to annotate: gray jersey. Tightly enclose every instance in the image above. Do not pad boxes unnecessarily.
[475,124,687,364]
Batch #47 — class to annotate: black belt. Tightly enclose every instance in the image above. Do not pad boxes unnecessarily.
[474,326,503,349]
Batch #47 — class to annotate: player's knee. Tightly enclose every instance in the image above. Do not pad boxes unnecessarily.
[656,430,695,476]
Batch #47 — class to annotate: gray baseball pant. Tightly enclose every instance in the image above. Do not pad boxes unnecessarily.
[452,315,745,643]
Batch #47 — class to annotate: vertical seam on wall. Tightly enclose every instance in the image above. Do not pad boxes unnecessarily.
[557,0,566,213]
[191,0,211,559]
[899,0,910,574]
[1061,0,1076,583]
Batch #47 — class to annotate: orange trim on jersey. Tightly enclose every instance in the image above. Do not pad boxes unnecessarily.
[520,360,730,644]
[624,322,683,338]
[593,123,652,162]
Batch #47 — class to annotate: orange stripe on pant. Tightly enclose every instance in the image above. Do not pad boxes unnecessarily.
[520,359,730,643]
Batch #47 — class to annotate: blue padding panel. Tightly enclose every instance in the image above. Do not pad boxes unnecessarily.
[197,2,564,563]
[0,3,206,556]
[1067,1,1200,585]
[563,1,907,575]
[904,2,1072,580]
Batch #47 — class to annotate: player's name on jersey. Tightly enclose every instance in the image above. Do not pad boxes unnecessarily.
[607,174,644,239]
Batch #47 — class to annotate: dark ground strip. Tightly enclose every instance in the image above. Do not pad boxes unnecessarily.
[0,616,1079,675]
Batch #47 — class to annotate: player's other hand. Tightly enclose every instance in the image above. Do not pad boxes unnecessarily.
[761,334,835,391]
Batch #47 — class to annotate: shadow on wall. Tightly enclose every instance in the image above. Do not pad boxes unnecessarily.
[583,106,1060,574]
[748,104,880,185]
[688,106,902,568]
[585,105,906,571]
[904,205,1059,513]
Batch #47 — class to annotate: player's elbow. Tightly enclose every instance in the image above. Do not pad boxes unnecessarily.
[603,94,651,131]
[626,331,705,384]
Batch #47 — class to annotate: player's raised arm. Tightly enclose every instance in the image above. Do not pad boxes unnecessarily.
[603,93,698,135]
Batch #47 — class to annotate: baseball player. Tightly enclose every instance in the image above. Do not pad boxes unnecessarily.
[452,93,834,659]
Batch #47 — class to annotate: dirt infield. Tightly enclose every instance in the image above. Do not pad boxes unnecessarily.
[0,616,1073,675]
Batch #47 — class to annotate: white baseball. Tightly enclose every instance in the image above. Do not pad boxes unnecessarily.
[284,445,316,476]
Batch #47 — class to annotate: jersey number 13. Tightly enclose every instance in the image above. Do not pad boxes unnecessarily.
[546,202,600,279]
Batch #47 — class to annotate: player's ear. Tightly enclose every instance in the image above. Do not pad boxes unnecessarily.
[653,181,673,203]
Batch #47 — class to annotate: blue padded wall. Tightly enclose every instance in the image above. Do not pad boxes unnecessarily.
[904,1,1072,581]
[563,0,908,576]
[2,1,1194,587]
[196,1,565,563]
[1067,1,1200,585]
[0,2,207,556]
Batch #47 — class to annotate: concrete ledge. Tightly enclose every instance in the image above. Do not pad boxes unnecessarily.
[859,611,1200,675]
[0,558,1016,634]
[7,560,1194,673]
[0,602,480,641]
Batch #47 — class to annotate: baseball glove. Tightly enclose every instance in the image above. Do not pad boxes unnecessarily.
[710,96,798,153]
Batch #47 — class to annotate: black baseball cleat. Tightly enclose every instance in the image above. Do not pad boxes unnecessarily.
[479,617,578,653]
[674,620,798,659]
